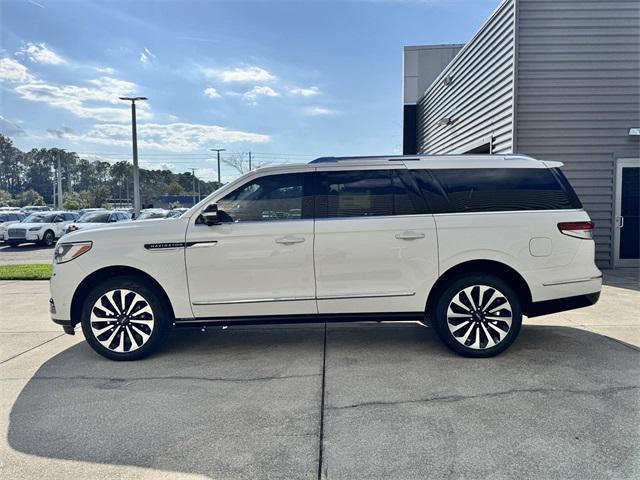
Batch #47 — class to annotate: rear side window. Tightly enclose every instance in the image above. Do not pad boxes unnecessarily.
[413,168,582,213]
[315,169,427,218]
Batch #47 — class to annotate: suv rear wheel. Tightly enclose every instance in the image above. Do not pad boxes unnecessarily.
[80,276,171,360]
[432,274,522,357]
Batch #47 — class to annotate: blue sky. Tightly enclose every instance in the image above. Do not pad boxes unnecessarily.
[1,0,498,180]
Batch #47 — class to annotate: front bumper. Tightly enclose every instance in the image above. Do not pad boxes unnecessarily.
[52,317,75,335]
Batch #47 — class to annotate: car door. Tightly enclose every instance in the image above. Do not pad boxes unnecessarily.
[313,165,439,314]
[185,170,317,319]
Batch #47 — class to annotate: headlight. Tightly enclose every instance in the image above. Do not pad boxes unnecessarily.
[54,241,93,264]
[29,226,42,231]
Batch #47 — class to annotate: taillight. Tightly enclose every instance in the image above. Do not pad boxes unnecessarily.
[558,221,594,239]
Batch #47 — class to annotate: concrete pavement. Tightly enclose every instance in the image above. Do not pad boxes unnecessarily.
[0,244,55,265]
[0,272,638,479]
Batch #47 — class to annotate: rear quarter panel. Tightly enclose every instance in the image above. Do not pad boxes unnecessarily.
[435,209,601,302]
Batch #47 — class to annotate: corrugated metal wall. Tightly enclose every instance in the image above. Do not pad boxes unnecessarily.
[515,0,640,266]
[416,0,516,154]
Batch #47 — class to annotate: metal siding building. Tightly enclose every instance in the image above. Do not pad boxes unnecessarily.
[405,0,640,267]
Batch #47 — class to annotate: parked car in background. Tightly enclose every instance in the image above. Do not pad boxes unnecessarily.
[21,205,52,213]
[76,208,106,216]
[136,208,169,220]
[65,210,131,234]
[5,211,78,247]
[166,207,189,218]
[50,154,601,360]
[0,206,22,212]
[0,211,26,242]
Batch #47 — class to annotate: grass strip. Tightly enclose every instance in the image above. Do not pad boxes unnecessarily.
[0,263,52,280]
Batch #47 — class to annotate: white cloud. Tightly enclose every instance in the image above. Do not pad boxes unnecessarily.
[95,66,116,74]
[140,47,156,65]
[304,106,334,116]
[61,122,270,152]
[3,63,150,122]
[209,66,275,83]
[243,86,279,104]
[14,76,149,122]
[17,42,66,65]
[0,57,35,83]
[203,87,221,99]
[289,86,320,97]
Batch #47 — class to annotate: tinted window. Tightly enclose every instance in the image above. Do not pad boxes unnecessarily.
[217,173,312,222]
[413,168,582,213]
[315,169,425,218]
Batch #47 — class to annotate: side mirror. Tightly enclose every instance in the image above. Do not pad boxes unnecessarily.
[54,216,64,223]
[200,203,220,226]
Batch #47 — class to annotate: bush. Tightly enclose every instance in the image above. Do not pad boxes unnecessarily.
[14,189,44,207]
[0,189,11,207]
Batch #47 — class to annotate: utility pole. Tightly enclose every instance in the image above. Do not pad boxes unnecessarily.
[248,151,252,171]
[191,168,197,206]
[198,178,201,202]
[119,96,147,217]
[209,148,226,185]
[57,151,63,209]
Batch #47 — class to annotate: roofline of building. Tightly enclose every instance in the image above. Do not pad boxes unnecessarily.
[419,0,513,99]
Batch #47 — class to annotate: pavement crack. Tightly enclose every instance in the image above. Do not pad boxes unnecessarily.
[328,385,640,410]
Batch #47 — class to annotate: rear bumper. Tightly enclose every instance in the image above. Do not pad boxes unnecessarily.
[526,291,600,318]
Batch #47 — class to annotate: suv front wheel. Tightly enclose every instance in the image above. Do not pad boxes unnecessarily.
[432,274,522,357]
[80,276,171,360]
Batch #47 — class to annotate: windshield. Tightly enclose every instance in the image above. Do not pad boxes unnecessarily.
[77,212,111,223]
[0,214,9,222]
[23,213,56,223]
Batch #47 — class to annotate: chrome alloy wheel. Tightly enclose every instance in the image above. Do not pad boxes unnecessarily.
[90,289,155,353]
[447,285,513,350]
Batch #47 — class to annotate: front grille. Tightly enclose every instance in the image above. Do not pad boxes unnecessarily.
[7,228,26,238]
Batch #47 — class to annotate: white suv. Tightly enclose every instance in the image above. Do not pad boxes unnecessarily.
[49,155,602,360]
[6,211,78,247]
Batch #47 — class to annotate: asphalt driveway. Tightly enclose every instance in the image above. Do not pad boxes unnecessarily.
[0,271,638,479]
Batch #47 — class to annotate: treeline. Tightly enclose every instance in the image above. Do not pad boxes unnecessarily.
[0,134,222,209]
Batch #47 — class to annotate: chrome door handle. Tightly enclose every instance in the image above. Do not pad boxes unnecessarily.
[275,236,305,245]
[395,231,425,240]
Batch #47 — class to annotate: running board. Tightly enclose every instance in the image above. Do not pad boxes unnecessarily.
[173,312,425,328]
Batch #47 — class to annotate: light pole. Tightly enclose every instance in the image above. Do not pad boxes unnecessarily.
[119,96,147,217]
[209,148,226,185]
[191,168,197,206]
[56,150,64,209]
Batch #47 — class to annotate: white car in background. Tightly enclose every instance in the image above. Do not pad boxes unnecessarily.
[0,211,26,242]
[21,205,52,213]
[5,211,78,247]
[136,208,170,220]
[65,210,131,234]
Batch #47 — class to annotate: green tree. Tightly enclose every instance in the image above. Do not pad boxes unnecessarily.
[14,189,44,206]
[0,189,11,206]
[63,193,82,210]
[167,181,184,195]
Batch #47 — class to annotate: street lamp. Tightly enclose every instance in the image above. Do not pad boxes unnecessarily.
[119,96,147,217]
[209,148,226,184]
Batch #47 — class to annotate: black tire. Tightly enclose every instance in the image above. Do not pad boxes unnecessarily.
[40,230,55,247]
[432,274,522,358]
[80,276,171,361]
